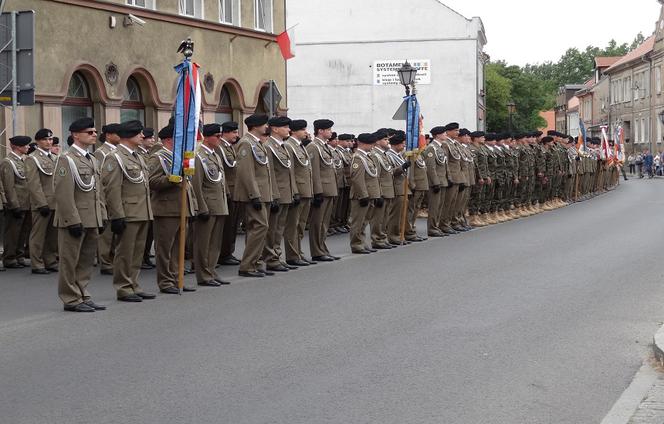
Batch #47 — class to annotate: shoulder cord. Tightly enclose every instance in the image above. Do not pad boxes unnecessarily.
[219,145,237,168]
[5,157,26,180]
[61,155,95,192]
[31,155,54,176]
[371,148,394,172]
[267,144,292,168]
[355,153,378,178]
[197,153,223,183]
[285,142,310,167]
[251,142,269,166]
[112,152,145,184]
[315,141,333,167]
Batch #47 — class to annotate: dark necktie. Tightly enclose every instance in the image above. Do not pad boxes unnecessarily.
[85,153,91,161]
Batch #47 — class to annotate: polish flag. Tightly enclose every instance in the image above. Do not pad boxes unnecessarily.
[276,27,295,60]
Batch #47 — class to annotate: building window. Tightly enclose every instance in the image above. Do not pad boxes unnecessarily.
[623,76,631,103]
[636,118,641,143]
[254,0,272,32]
[657,67,662,95]
[179,0,203,18]
[644,117,650,144]
[215,85,234,123]
[62,72,93,149]
[121,76,145,124]
[658,115,662,144]
[220,0,240,25]
[126,0,155,8]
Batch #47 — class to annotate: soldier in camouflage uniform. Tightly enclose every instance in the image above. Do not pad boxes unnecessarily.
[467,131,489,227]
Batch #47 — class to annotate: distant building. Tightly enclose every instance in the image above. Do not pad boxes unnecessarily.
[539,110,555,133]
[285,0,487,134]
[554,84,584,134]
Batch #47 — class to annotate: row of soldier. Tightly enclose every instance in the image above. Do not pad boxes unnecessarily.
[0,116,618,312]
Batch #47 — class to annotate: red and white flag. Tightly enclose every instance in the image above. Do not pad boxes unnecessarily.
[276,27,296,60]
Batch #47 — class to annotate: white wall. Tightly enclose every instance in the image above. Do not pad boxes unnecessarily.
[286,0,486,135]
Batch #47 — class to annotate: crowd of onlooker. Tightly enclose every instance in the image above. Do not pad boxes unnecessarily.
[626,150,664,178]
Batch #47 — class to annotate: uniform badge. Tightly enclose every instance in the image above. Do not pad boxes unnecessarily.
[428,152,433,157]
[58,167,67,177]
[352,163,359,169]
[240,148,248,158]
[107,162,114,172]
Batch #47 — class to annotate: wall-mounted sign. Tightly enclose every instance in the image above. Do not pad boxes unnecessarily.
[373,59,431,86]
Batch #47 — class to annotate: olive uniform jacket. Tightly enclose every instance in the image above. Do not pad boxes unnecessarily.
[442,138,465,185]
[350,150,380,200]
[423,139,449,188]
[53,146,105,228]
[93,142,117,165]
[332,147,346,190]
[26,148,56,210]
[101,145,153,222]
[370,146,395,199]
[0,152,29,211]
[265,136,298,205]
[409,154,429,192]
[385,148,409,196]
[306,137,338,197]
[233,133,273,203]
[192,144,228,216]
[147,147,197,217]
[284,136,313,199]
[216,138,237,197]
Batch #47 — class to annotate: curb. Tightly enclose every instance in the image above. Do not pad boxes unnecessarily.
[654,324,664,367]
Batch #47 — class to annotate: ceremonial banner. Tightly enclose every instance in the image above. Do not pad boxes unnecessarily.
[577,119,587,152]
[405,95,420,151]
[600,126,610,160]
[170,59,201,182]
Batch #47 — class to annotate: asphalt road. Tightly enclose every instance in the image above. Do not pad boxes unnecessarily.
[2,178,664,424]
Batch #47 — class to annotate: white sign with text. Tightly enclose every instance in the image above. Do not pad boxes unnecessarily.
[373,59,431,86]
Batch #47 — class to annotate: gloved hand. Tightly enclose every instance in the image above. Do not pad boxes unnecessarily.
[110,218,127,235]
[270,200,280,213]
[251,198,262,211]
[292,194,301,206]
[9,208,23,219]
[197,212,210,221]
[359,197,369,207]
[98,224,105,235]
[312,193,323,208]
[67,223,83,238]
[432,185,441,194]
[38,206,50,217]
[575,156,581,161]
[402,161,411,170]
[459,184,466,193]
[374,198,384,208]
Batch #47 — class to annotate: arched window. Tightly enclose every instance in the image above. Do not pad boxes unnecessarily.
[254,85,268,114]
[215,85,233,123]
[61,72,94,142]
[120,76,145,123]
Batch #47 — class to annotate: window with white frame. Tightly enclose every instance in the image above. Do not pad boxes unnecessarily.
[657,67,662,95]
[658,116,662,143]
[645,117,650,143]
[179,0,203,18]
[254,0,273,32]
[623,76,631,103]
[634,74,640,101]
[636,118,641,143]
[126,0,155,8]
[220,0,240,25]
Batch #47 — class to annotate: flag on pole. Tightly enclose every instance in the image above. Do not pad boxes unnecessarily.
[170,58,202,182]
[600,125,610,160]
[418,113,426,149]
[577,119,586,152]
[405,95,420,151]
[276,27,296,60]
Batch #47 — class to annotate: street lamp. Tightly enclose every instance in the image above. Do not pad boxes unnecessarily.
[397,60,418,96]
[507,101,516,133]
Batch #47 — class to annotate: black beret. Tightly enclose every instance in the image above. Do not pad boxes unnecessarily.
[52,136,60,145]
[514,132,527,140]
[430,126,446,136]
[373,129,389,140]
[313,119,334,131]
[142,128,154,138]
[66,135,74,146]
[445,122,460,131]
[357,133,375,144]
[102,123,121,134]
[289,119,307,131]
[268,116,291,127]
[244,114,269,128]
[389,131,406,145]
[459,128,471,137]
[117,120,144,138]
[485,133,496,141]
[338,133,353,141]
[534,131,543,137]
[203,123,222,136]
[541,136,554,144]
[9,135,31,146]
[27,142,37,154]
[69,117,95,132]
[34,128,53,140]
[221,121,239,133]
[547,130,557,136]
[470,131,485,139]
[158,125,174,139]
[99,133,106,143]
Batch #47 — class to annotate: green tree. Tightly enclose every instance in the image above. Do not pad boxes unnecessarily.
[485,63,512,132]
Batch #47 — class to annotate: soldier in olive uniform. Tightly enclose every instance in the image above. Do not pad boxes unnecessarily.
[306,119,339,262]
[217,121,241,266]
[262,116,299,272]
[94,123,121,275]
[139,128,156,270]
[191,124,230,286]
[55,117,106,312]
[405,139,428,242]
[1,136,31,268]
[385,131,411,244]
[234,114,274,277]
[440,123,465,233]
[284,119,315,266]
[26,129,58,274]
[349,133,381,254]
[327,133,345,235]
[370,129,396,249]
[147,124,197,294]
[336,134,353,233]
[482,133,498,224]
[454,129,474,230]
[101,120,156,302]
[424,126,449,236]
[467,131,489,227]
